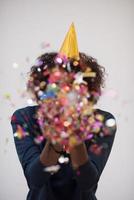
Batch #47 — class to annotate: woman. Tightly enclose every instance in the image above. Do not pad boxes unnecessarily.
[10,24,116,200]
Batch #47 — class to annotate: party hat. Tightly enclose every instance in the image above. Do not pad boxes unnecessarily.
[59,23,80,60]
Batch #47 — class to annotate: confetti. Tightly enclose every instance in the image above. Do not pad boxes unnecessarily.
[35,66,110,152]
[76,170,81,176]
[4,93,16,107]
[26,55,115,154]
[56,57,63,64]
[14,125,29,139]
[105,118,116,127]
[12,62,19,69]
[89,144,103,155]
[74,72,87,85]
[34,135,44,144]
[41,42,50,49]
[27,98,34,105]
[73,61,79,66]
[58,155,69,164]
[4,93,11,100]
[44,164,60,174]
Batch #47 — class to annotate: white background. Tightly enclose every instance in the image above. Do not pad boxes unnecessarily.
[0,0,134,199]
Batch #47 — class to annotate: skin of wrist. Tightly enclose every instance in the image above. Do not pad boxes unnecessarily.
[70,142,89,169]
[52,143,63,152]
[40,140,61,166]
[46,139,63,152]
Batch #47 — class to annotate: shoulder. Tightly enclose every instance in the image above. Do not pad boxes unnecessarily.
[10,105,41,135]
[11,105,39,123]
[85,109,117,155]
[95,108,117,136]
[96,108,116,121]
[11,105,39,121]
[11,105,39,115]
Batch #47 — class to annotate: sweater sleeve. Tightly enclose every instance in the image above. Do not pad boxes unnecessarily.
[73,112,117,192]
[10,109,51,189]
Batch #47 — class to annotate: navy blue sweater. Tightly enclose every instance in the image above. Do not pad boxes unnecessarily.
[10,106,116,200]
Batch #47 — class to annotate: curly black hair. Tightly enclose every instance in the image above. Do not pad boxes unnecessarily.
[26,52,106,104]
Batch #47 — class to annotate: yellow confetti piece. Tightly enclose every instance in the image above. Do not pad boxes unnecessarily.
[73,84,80,91]
[40,81,46,89]
[73,61,79,66]
[69,135,78,147]
[14,125,29,139]
[82,97,88,105]
[88,116,95,124]
[83,72,96,78]
[4,93,11,100]
[95,114,104,121]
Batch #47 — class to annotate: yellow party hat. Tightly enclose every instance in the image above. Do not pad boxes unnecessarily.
[59,23,80,60]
